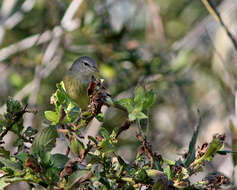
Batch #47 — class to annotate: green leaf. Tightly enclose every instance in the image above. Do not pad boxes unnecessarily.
[31,126,58,158]
[192,134,225,168]
[164,165,172,180]
[98,137,115,153]
[230,120,237,166]
[184,114,202,167]
[44,111,59,123]
[143,90,155,110]
[99,128,110,140]
[50,154,69,169]
[162,157,175,165]
[134,168,150,183]
[13,138,24,147]
[67,170,92,189]
[0,177,10,189]
[96,113,104,122]
[45,166,60,182]
[0,116,7,132]
[15,152,28,163]
[134,86,145,105]
[87,135,98,145]
[23,127,38,137]
[135,111,148,120]
[0,147,10,158]
[56,88,67,104]
[134,87,155,111]
[69,135,85,156]
[6,98,22,114]
[42,151,51,166]
[0,157,22,172]
[128,113,136,121]
[118,98,134,113]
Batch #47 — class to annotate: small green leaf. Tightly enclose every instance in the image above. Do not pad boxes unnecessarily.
[56,89,67,104]
[100,128,110,140]
[143,90,155,110]
[6,98,22,114]
[230,120,237,166]
[13,138,24,147]
[0,157,22,172]
[23,127,38,137]
[118,98,134,113]
[31,126,58,158]
[96,113,104,122]
[0,177,10,189]
[87,135,98,144]
[15,152,28,163]
[184,114,202,167]
[128,113,136,121]
[0,147,10,158]
[192,134,225,168]
[134,86,145,105]
[50,154,69,169]
[70,135,85,156]
[164,165,172,180]
[67,170,92,189]
[135,111,148,120]
[134,168,150,183]
[44,111,59,123]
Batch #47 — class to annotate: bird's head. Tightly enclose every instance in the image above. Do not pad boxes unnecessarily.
[69,56,98,74]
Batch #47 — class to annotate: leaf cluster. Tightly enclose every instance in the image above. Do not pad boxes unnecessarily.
[0,84,232,190]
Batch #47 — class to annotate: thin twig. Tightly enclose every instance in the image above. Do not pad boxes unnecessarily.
[205,28,235,95]
[0,0,82,62]
[173,0,237,51]
[116,121,132,138]
[201,0,237,50]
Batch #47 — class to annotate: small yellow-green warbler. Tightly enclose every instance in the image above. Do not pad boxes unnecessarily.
[63,56,98,110]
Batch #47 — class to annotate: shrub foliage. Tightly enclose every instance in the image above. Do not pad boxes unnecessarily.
[0,79,231,189]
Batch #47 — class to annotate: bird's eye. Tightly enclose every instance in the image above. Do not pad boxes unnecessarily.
[84,62,89,66]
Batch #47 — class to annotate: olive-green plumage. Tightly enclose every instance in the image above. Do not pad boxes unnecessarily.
[63,56,98,110]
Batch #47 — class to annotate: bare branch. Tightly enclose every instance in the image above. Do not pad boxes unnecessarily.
[173,0,237,51]
[0,50,63,114]
[201,0,237,50]
[0,30,52,62]
[0,0,85,113]
[23,31,62,127]
[0,0,84,61]
[61,0,83,31]
[0,0,17,19]
[205,29,235,95]
[0,0,36,43]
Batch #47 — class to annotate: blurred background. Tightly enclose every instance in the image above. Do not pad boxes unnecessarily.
[0,0,237,187]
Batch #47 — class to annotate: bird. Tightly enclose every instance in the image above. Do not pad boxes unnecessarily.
[63,56,98,110]
[64,56,128,126]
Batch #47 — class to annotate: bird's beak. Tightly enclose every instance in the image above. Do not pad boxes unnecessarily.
[93,66,99,72]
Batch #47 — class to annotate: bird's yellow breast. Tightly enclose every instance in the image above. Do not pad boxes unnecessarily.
[63,74,90,110]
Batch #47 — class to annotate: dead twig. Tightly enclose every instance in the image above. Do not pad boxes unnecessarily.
[116,121,132,138]
[136,133,155,168]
